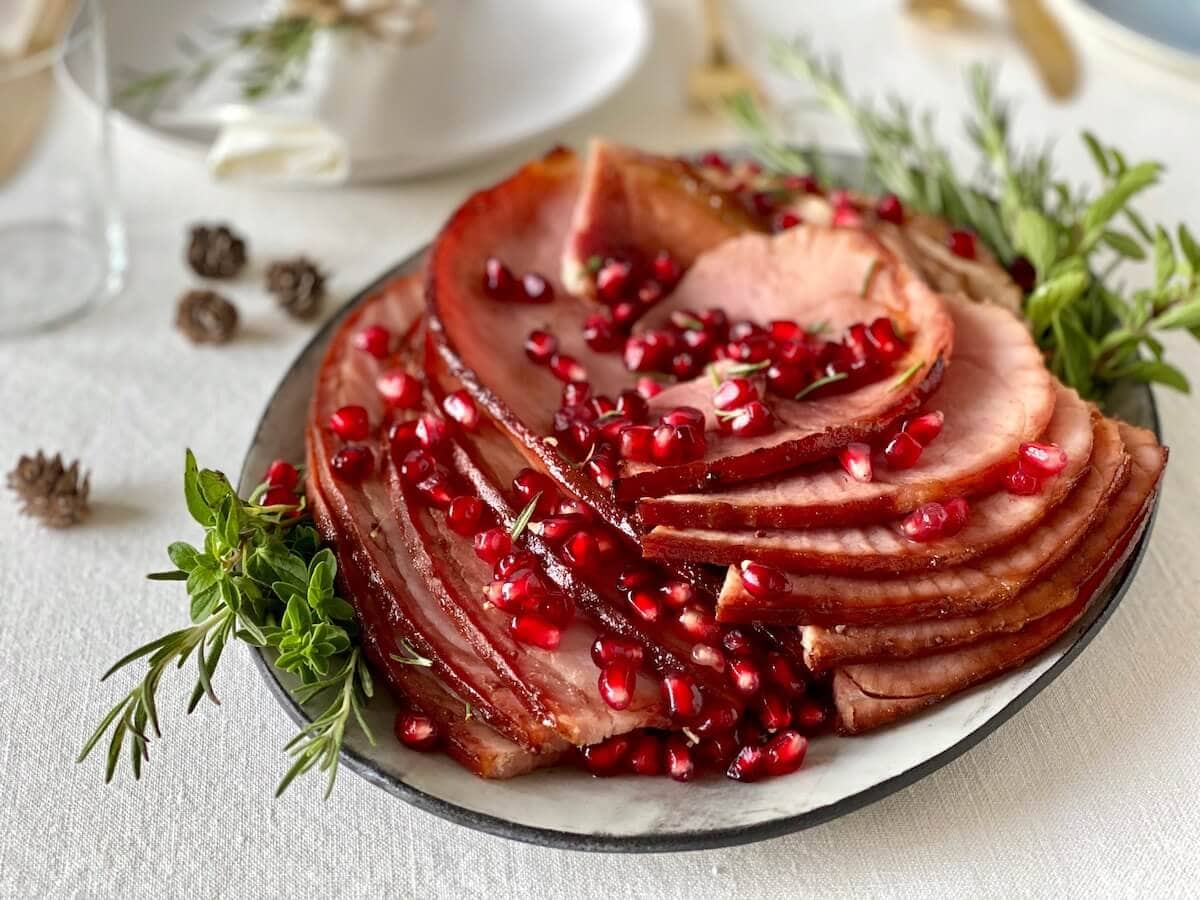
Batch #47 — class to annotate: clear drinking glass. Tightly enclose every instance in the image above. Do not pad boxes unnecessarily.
[0,0,124,337]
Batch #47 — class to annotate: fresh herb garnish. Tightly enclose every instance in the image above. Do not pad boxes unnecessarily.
[707,363,722,388]
[675,313,705,331]
[794,371,848,400]
[390,638,433,668]
[585,255,604,275]
[731,38,1200,399]
[806,320,830,336]
[859,259,880,298]
[79,450,374,798]
[890,360,924,390]
[726,359,772,377]
[509,494,541,541]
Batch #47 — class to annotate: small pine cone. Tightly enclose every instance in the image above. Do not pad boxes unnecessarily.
[187,224,247,279]
[176,289,238,344]
[7,452,91,528]
[267,256,326,320]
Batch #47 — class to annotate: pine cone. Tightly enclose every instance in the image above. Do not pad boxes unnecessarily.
[267,256,326,320]
[187,224,247,279]
[7,452,91,528]
[176,290,238,344]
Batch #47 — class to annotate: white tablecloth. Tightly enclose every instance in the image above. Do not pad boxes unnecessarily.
[3,1,1199,896]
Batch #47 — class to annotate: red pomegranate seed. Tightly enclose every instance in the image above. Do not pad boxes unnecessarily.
[582,313,620,352]
[665,736,695,782]
[531,514,580,544]
[726,744,766,782]
[329,405,369,441]
[627,733,663,776]
[442,390,479,431]
[729,657,762,696]
[1019,441,1068,477]
[611,391,644,424]
[616,565,655,592]
[561,381,591,407]
[662,406,705,429]
[591,635,643,668]
[651,423,706,465]
[400,449,435,484]
[794,699,829,733]
[1005,465,1041,495]
[904,410,945,445]
[512,468,556,515]
[495,550,537,579]
[867,317,906,361]
[763,730,808,776]
[756,689,793,731]
[560,530,598,573]
[699,150,729,170]
[416,473,455,510]
[265,460,299,491]
[691,643,725,671]
[693,697,739,736]
[884,430,923,469]
[353,324,391,358]
[589,395,616,417]
[671,351,700,379]
[875,193,905,224]
[722,629,757,657]
[394,712,439,752]
[695,733,736,770]
[678,606,721,643]
[483,257,517,300]
[498,568,543,612]
[331,446,372,482]
[524,329,558,364]
[764,652,806,695]
[713,377,757,411]
[739,561,790,599]
[628,588,661,622]
[473,527,511,565]
[727,401,774,438]
[446,496,483,536]
[900,502,950,542]
[521,272,554,303]
[839,442,873,483]
[510,613,561,650]
[660,580,695,609]
[774,210,802,231]
[943,496,969,536]
[750,191,775,217]
[653,251,681,285]
[596,259,632,302]
[618,424,654,462]
[832,205,862,228]
[387,419,419,452]
[661,673,700,718]
[415,414,448,450]
[611,301,639,329]
[946,229,977,259]
[598,663,637,710]
[376,369,422,409]
[623,332,674,373]
[585,452,618,488]
[549,353,587,384]
[1009,254,1037,293]
[636,377,663,399]
[261,486,299,508]
[582,735,630,775]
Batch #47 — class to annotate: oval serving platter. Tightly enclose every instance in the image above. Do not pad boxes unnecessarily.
[239,153,1161,853]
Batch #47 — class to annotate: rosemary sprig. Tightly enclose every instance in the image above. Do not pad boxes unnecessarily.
[509,494,542,541]
[732,38,1200,400]
[80,450,374,798]
[794,371,848,400]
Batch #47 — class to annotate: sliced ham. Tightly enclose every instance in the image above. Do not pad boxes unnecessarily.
[615,225,955,500]
[804,422,1167,671]
[832,422,1166,733]
[643,382,1091,574]
[715,416,1131,625]
[638,296,1055,529]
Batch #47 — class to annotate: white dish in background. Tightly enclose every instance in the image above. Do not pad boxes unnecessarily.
[77,0,650,182]
[1068,0,1200,77]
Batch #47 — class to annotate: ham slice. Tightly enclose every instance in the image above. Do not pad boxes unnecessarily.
[832,422,1166,733]
[804,422,1167,671]
[638,296,1055,529]
[615,225,955,500]
[715,416,1131,625]
[642,382,1091,574]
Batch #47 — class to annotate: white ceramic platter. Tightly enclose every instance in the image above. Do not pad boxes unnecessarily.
[1068,0,1200,77]
[238,154,1161,851]
[76,0,650,181]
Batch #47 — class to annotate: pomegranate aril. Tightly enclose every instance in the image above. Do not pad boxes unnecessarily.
[261,486,299,508]
[665,736,695,782]
[329,405,369,441]
[483,257,517,300]
[636,376,663,399]
[946,228,977,259]
[531,514,580,544]
[549,353,587,384]
[416,473,455,510]
[330,446,373,482]
[774,210,802,231]
[1019,441,1068,477]
[498,567,541,610]
[561,530,600,573]
[729,657,762,696]
[520,272,554,303]
[764,652,806,696]
[763,730,808,777]
[755,690,793,731]
[660,579,694,609]
[376,369,423,409]
[739,561,790,599]
[727,401,774,438]
[699,150,730,170]
[415,414,448,450]
[942,496,969,535]
[691,643,725,671]
[598,662,637,710]
[652,251,681,285]
[900,502,950,542]
[832,205,862,228]
[627,733,663,776]
[394,712,439,752]
[693,697,739,737]
[591,635,644,668]
[867,317,906,361]
[585,452,618,488]
[400,449,436,484]
[794,699,829,733]
[495,550,537,579]
[611,301,639,329]
[561,380,591,408]
[639,280,664,306]
[446,496,483,536]
[661,673,700,719]
[265,460,299,491]
[904,410,945,445]
[510,613,561,650]
[884,430,923,469]
[623,332,674,373]
[615,425,652,462]
[660,406,705,429]
[712,377,756,412]
[353,324,391,359]
[722,628,757,658]
[512,468,557,515]
[473,528,512,565]
[671,351,699,379]
[875,193,905,224]
[652,423,707,465]
[387,419,419,452]
[595,259,632,302]
[582,735,630,775]
[726,744,766,782]
[442,389,479,431]
[678,606,721,643]
[627,588,661,623]
[1004,465,1041,496]
[839,442,873,483]
[696,734,739,770]
[524,329,558,364]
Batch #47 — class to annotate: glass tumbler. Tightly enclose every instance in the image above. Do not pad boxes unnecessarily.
[0,0,124,337]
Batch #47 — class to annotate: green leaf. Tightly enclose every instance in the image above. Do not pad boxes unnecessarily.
[509,494,540,541]
[1153,226,1176,291]
[167,542,202,573]
[1051,313,1095,397]
[1100,230,1146,261]
[183,450,212,526]
[1013,207,1059,277]
[1111,359,1190,393]
[1152,298,1200,331]
[146,570,188,582]
[1025,269,1090,334]
[1178,224,1200,276]
[1081,131,1110,177]
[1080,162,1162,249]
[794,371,848,400]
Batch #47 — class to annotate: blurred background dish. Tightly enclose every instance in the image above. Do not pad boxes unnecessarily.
[1068,0,1200,75]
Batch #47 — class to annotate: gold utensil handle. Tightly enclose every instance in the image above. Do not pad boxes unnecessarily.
[1007,0,1080,100]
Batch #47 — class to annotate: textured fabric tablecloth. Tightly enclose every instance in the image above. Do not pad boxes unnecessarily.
[2,1,1198,897]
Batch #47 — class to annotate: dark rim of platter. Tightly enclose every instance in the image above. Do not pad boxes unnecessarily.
[241,212,1164,856]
